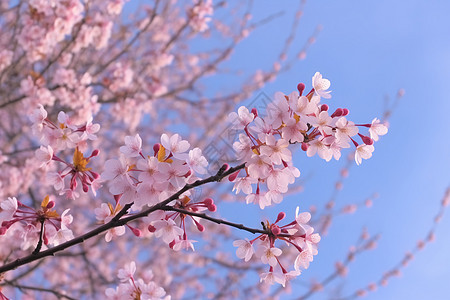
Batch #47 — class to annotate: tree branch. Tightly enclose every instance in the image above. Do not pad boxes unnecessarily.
[0,163,246,274]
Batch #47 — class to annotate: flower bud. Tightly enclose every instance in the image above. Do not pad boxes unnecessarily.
[359,134,374,145]
[275,212,286,223]
[297,83,306,95]
[91,149,100,157]
[342,108,349,116]
[271,225,281,235]
[251,107,258,117]
[331,108,343,118]
[320,104,329,112]
[208,204,217,212]
[301,143,309,151]
[148,224,156,232]
[228,170,240,182]
[196,223,205,232]
[203,198,214,206]
[130,227,142,237]
[153,143,161,156]
[46,201,55,209]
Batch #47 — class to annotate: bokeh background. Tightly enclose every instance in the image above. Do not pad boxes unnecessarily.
[211,1,450,299]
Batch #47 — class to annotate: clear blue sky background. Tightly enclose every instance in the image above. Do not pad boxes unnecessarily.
[125,1,449,298]
[216,1,450,299]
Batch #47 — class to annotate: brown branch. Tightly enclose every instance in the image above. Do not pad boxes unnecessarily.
[0,163,246,274]
[161,206,268,235]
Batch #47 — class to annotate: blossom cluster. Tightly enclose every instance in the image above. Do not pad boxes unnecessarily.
[99,132,213,249]
[0,195,73,250]
[228,72,388,209]
[105,261,169,300]
[31,105,101,200]
[233,209,320,286]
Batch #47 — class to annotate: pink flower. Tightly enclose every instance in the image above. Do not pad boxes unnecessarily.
[233,134,254,161]
[369,118,388,141]
[227,106,255,130]
[355,144,375,165]
[153,219,183,244]
[306,136,334,162]
[47,171,65,190]
[294,250,313,270]
[266,92,290,129]
[260,271,286,286]
[160,133,190,160]
[137,156,162,184]
[187,148,208,174]
[281,118,307,143]
[0,197,18,224]
[35,145,54,168]
[257,246,282,267]
[267,168,290,193]
[173,238,197,251]
[29,104,48,132]
[335,117,358,147]
[118,261,136,282]
[120,134,142,158]
[246,192,271,209]
[247,154,271,179]
[158,160,189,188]
[81,116,100,140]
[232,176,257,194]
[309,110,333,136]
[312,72,331,99]
[57,111,77,130]
[232,239,254,262]
[290,94,317,117]
[260,135,291,165]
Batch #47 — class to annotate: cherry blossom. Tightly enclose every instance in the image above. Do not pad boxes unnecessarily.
[312,71,332,99]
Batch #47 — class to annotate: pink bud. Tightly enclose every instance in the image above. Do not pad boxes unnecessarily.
[320,104,329,112]
[91,172,100,179]
[331,108,343,118]
[359,134,374,145]
[114,194,122,203]
[208,204,217,212]
[196,223,205,232]
[91,149,100,157]
[148,225,156,232]
[251,107,258,117]
[301,143,309,151]
[46,201,55,209]
[275,212,286,223]
[297,83,306,95]
[153,143,161,156]
[271,225,281,235]
[131,227,142,237]
[82,183,89,193]
[342,108,349,116]
[228,170,240,182]
[203,198,214,206]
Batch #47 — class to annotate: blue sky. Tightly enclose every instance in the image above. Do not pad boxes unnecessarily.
[217,1,450,299]
[124,1,450,298]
